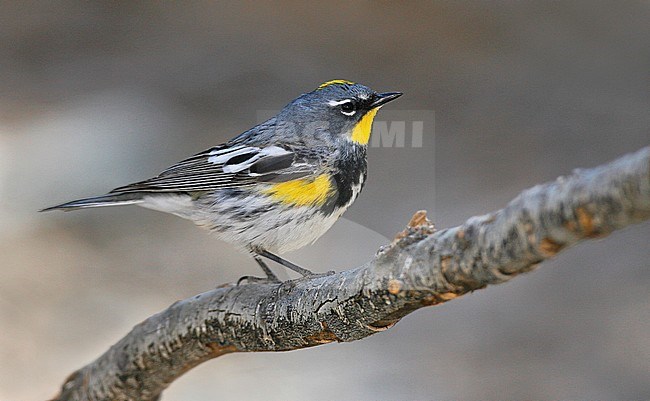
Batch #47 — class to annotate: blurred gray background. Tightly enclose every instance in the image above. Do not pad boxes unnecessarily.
[1,1,649,400]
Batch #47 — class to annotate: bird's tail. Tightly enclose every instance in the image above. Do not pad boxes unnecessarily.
[40,192,145,212]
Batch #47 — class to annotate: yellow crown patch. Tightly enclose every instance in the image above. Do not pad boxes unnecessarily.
[317,79,355,90]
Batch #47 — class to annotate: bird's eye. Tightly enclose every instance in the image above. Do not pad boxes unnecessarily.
[340,101,356,116]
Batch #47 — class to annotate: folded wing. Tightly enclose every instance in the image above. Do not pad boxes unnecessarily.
[110,145,319,193]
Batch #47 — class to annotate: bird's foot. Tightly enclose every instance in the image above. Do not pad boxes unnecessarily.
[236,275,282,286]
[295,270,336,280]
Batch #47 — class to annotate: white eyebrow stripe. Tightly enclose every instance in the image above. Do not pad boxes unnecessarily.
[328,99,353,106]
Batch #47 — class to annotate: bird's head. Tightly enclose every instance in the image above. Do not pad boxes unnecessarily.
[277,80,402,146]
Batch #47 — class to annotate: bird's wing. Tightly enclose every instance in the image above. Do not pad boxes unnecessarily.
[110,145,319,193]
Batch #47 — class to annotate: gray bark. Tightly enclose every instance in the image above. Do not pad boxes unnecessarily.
[53,146,650,401]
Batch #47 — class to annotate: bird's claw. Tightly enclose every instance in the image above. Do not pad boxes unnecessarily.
[236,275,281,286]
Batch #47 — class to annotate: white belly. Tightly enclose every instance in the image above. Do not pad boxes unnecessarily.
[138,173,365,254]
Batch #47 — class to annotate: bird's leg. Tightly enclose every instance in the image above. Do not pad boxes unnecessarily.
[258,249,315,276]
[253,255,280,281]
[258,249,334,277]
[237,255,281,285]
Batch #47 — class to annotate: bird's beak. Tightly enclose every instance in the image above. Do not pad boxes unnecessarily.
[370,92,403,108]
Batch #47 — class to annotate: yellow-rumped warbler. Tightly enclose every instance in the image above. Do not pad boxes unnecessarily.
[43,80,402,282]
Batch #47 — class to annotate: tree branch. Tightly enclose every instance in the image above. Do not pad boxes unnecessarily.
[53,147,650,401]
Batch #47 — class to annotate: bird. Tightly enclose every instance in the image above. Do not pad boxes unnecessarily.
[42,80,402,282]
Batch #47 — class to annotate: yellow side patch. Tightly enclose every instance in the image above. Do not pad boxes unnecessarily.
[262,174,333,206]
[351,107,380,145]
[317,79,355,90]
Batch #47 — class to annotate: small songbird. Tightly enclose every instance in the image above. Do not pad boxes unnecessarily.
[43,80,402,282]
